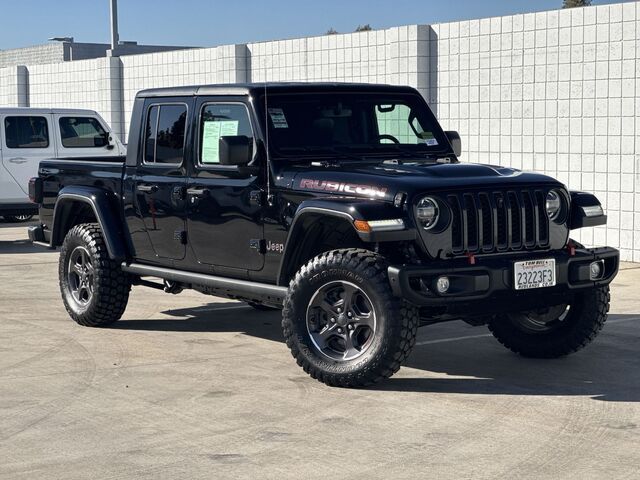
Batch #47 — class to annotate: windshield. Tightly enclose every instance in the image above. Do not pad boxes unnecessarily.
[257,92,449,159]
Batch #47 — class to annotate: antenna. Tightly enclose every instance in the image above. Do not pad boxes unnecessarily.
[264,82,272,204]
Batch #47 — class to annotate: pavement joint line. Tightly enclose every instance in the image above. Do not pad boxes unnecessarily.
[0,351,287,380]
[415,316,639,346]
[0,261,58,268]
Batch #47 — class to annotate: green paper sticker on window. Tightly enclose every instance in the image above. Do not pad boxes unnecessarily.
[202,120,239,164]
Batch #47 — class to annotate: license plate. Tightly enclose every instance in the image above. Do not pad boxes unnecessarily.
[514,259,556,290]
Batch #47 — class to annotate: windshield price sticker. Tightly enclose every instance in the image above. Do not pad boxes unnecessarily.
[268,108,289,128]
[514,259,556,290]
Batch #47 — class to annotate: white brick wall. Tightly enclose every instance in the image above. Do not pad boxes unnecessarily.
[120,45,247,138]
[0,66,27,107]
[0,67,14,106]
[248,25,430,97]
[27,58,114,129]
[0,2,637,261]
[435,2,639,261]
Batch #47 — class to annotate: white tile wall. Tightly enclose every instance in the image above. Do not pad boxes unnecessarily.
[0,67,13,106]
[0,66,25,107]
[247,25,430,97]
[27,58,114,127]
[434,2,639,261]
[0,3,637,260]
[120,45,247,139]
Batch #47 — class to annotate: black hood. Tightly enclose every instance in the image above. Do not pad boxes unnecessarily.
[276,161,565,202]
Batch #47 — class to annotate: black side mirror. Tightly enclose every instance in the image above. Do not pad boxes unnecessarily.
[219,136,253,166]
[445,131,462,157]
[99,133,115,150]
[94,134,109,148]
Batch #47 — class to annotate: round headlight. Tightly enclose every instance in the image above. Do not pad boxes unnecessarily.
[546,190,562,220]
[417,197,439,230]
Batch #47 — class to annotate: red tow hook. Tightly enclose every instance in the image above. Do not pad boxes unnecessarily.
[466,252,476,265]
[567,240,576,256]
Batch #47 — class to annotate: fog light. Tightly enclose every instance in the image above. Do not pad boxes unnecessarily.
[589,260,604,280]
[436,276,450,294]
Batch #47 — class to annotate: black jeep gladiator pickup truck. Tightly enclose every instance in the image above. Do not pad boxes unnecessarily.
[28,83,619,387]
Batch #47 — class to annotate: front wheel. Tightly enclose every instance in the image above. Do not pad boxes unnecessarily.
[488,286,610,358]
[59,223,131,327]
[283,249,419,387]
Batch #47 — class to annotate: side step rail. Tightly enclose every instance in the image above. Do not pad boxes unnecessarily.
[121,263,287,306]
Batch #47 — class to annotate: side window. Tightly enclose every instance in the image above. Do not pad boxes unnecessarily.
[4,116,50,148]
[59,117,108,148]
[144,105,159,163]
[375,104,439,146]
[143,104,187,165]
[199,104,253,165]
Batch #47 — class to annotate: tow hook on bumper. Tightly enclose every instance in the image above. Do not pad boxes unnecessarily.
[388,247,619,306]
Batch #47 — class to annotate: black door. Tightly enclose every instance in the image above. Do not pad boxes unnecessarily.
[186,99,264,271]
[133,102,190,262]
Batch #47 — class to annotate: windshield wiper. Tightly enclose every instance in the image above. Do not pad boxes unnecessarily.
[343,144,446,164]
[278,146,377,165]
[277,145,452,166]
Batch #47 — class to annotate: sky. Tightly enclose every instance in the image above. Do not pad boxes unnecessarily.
[0,0,635,50]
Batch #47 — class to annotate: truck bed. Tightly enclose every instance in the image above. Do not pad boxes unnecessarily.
[38,156,126,229]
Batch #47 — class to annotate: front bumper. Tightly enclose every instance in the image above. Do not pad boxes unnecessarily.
[27,223,51,246]
[388,247,619,308]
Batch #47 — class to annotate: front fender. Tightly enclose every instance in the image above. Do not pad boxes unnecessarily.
[293,197,416,241]
[277,197,415,285]
[51,185,128,261]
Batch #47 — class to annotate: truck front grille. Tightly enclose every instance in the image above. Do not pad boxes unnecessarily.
[447,189,550,254]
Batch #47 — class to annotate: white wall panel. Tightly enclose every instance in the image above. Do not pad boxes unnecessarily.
[0,2,637,260]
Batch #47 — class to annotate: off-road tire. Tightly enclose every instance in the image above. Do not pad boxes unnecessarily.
[59,223,131,327]
[488,286,610,358]
[283,248,419,387]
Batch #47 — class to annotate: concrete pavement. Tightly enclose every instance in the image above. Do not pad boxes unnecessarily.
[0,222,639,479]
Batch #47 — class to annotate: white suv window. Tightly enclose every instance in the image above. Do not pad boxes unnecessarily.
[59,117,108,148]
[4,116,49,148]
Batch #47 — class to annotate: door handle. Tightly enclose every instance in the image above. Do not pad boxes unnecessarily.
[187,187,210,198]
[137,184,158,194]
[9,157,27,164]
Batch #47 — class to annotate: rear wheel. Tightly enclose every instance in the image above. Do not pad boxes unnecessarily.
[59,223,131,327]
[283,249,418,387]
[488,286,610,358]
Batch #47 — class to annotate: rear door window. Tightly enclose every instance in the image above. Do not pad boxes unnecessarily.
[59,117,108,148]
[143,104,187,165]
[4,116,50,148]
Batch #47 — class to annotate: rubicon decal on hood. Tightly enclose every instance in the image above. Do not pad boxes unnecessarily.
[299,178,388,199]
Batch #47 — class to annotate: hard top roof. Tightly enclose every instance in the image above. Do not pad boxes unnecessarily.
[136,82,418,99]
